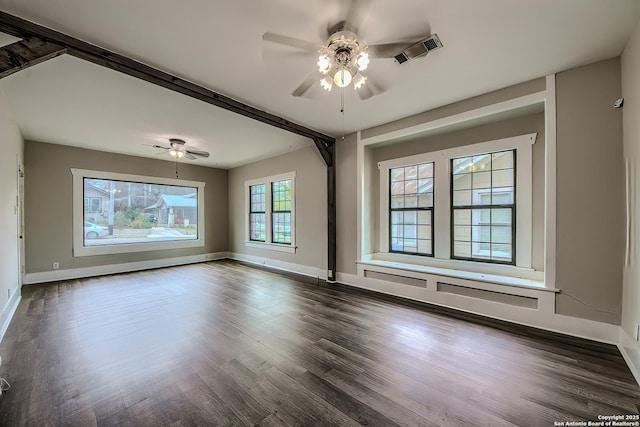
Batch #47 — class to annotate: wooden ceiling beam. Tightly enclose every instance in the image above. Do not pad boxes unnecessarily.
[0,11,336,157]
[0,36,66,79]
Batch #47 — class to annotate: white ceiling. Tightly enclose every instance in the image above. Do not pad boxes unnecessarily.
[0,0,638,169]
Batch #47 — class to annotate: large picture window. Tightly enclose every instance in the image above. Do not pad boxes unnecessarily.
[451,150,515,264]
[72,169,205,256]
[245,172,295,253]
[389,162,434,255]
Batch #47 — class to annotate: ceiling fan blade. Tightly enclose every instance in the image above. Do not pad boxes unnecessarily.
[184,153,197,160]
[368,42,413,59]
[151,144,170,150]
[357,80,384,100]
[186,149,210,158]
[262,32,318,52]
[344,0,372,33]
[292,73,318,97]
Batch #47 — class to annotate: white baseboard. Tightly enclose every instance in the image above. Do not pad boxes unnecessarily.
[336,272,621,345]
[228,252,327,280]
[619,328,640,386]
[23,252,229,284]
[0,288,21,344]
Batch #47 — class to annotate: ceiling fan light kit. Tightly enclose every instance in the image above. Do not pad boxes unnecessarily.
[317,29,370,91]
[152,138,210,161]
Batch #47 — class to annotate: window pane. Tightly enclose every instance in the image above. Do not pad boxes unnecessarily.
[391,195,404,209]
[391,168,405,182]
[418,194,433,208]
[250,213,266,241]
[272,180,291,213]
[391,181,404,195]
[417,239,432,255]
[452,173,471,191]
[492,151,514,170]
[453,225,471,241]
[453,157,472,174]
[418,163,433,178]
[451,149,515,264]
[493,169,513,188]
[405,195,417,208]
[417,211,432,225]
[472,171,491,189]
[453,210,471,225]
[83,178,198,247]
[272,212,291,244]
[453,190,471,206]
[417,225,431,239]
[453,241,471,258]
[404,180,417,195]
[405,165,418,180]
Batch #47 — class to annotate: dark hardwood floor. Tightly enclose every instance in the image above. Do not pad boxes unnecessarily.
[0,260,638,426]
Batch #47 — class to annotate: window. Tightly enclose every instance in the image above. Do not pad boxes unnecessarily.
[72,169,205,256]
[378,133,535,272]
[451,150,515,264]
[389,162,434,255]
[271,179,292,244]
[245,172,296,253]
[249,184,266,242]
[84,197,102,213]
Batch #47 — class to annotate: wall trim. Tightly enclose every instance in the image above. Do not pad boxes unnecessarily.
[336,272,620,345]
[24,252,229,284]
[0,288,21,344]
[360,91,547,146]
[619,328,640,386]
[228,252,327,280]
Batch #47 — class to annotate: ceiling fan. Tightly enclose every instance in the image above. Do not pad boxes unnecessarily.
[152,138,210,160]
[262,1,442,100]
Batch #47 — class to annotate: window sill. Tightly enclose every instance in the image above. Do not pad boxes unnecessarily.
[245,241,296,254]
[362,254,551,291]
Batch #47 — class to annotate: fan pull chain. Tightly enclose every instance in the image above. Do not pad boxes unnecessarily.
[340,89,346,140]
[175,161,179,178]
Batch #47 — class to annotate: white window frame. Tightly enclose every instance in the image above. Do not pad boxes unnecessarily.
[71,168,205,257]
[244,171,296,253]
[378,133,536,274]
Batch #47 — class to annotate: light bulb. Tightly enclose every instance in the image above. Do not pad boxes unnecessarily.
[170,150,185,158]
[333,69,352,88]
[320,76,333,91]
[356,52,369,71]
[353,73,366,89]
[317,55,331,74]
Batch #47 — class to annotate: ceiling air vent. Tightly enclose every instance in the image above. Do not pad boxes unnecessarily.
[394,34,443,64]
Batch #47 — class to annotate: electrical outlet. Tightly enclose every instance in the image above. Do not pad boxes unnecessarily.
[52,262,59,270]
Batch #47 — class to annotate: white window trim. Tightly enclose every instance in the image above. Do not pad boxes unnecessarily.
[244,171,296,254]
[71,168,205,257]
[378,133,536,276]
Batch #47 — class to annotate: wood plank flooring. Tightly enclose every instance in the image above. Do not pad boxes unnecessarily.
[0,260,638,426]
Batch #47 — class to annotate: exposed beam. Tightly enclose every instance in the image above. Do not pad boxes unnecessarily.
[0,11,336,146]
[0,36,65,79]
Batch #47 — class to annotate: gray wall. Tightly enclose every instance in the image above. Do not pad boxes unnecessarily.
[24,141,228,273]
[555,58,624,324]
[621,16,640,372]
[336,133,358,275]
[228,146,328,273]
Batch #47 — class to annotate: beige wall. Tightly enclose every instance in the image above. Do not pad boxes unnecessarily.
[555,58,624,324]
[621,18,640,371]
[24,141,228,273]
[0,90,23,320]
[228,146,327,273]
[336,133,358,275]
